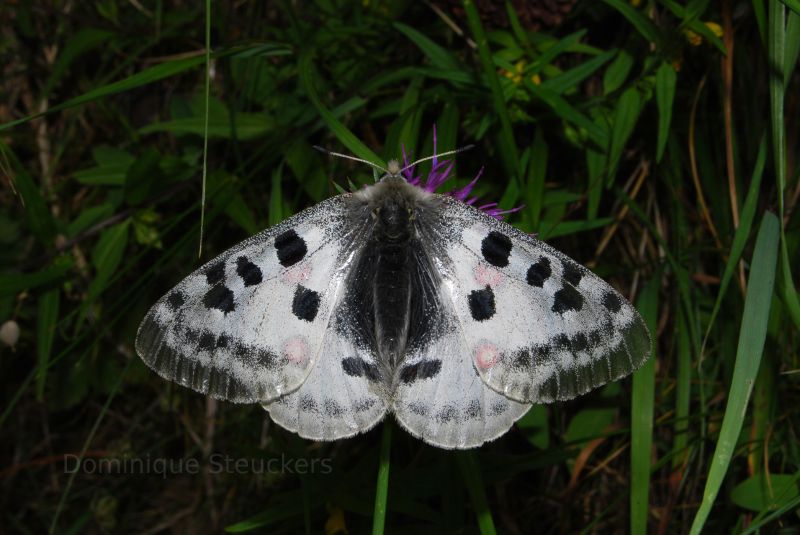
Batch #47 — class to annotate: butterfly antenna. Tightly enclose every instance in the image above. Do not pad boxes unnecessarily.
[399,144,475,174]
[313,146,389,175]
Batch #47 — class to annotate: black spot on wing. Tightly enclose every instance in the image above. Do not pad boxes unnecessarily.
[408,402,428,416]
[465,399,481,419]
[571,332,589,352]
[166,291,186,310]
[324,399,344,417]
[236,256,262,286]
[292,285,320,322]
[199,331,216,350]
[603,291,622,313]
[205,261,225,285]
[489,400,510,416]
[275,229,307,267]
[436,405,458,423]
[203,284,235,314]
[468,286,496,321]
[353,398,376,413]
[526,257,551,287]
[561,259,583,286]
[481,231,513,267]
[299,395,318,413]
[552,284,583,314]
[399,360,442,383]
[341,357,381,382]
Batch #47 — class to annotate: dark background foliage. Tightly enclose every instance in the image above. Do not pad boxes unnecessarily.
[1,1,799,533]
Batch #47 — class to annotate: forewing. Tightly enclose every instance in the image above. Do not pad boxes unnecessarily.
[135,196,366,403]
[420,196,651,404]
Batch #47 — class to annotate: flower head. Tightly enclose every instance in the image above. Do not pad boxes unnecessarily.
[400,126,523,220]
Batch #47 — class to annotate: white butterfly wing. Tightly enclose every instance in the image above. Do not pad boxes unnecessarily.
[419,197,651,404]
[135,196,368,404]
[263,332,388,441]
[392,320,532,449]
[387,214,531,449]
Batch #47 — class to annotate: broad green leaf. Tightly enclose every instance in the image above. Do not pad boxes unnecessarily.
[689,212,780,534]
[87,220,131,302]
[731,473,800,512]
[603,49,634,95]
[139,112,274,140]
[516,406,549,449]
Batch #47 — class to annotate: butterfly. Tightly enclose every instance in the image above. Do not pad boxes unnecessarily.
[136,147,651,449]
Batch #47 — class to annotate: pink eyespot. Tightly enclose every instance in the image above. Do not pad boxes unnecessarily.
[282,337,309,365]
[474,264,504,287]
[475,343,499,370]
[282,262,311,284]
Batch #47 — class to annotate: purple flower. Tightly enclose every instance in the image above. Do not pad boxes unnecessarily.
[401,126,523,220]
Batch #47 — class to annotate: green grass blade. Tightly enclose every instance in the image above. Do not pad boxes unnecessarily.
[299,52,382,167]
[457,451,497,535]
[655,62,677,162]
[785,9,800,79]
[601,0,663,46]
[530,30,586,73]
[0,55,207,133]
[198,0,211,257]
[525,128,547,231]
[463,0,519,178]
[769,0,786,216]
[781,0,800,16]
[49,358,134,533]
[630,275,659,535]
[394,22,463,72]
[673,307,692,468]
[525,82,609,147]
[768,0,800,328]
[754,0,769,43]
[702,135,767,345]
[35,288,60,401]
[0,141,56,243]
[541,50,615,94]
[372,420,393,535]
[0,257,74,297]
[608,87,643,184]
[689,211,780,534]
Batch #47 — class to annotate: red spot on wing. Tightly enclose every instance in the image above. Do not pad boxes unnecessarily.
[474,264,504,286]
[282,337,309,365]
[281,262,312,284]
[475,343,499,370]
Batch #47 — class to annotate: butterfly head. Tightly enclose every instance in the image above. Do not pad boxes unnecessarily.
[384,159,404,180]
